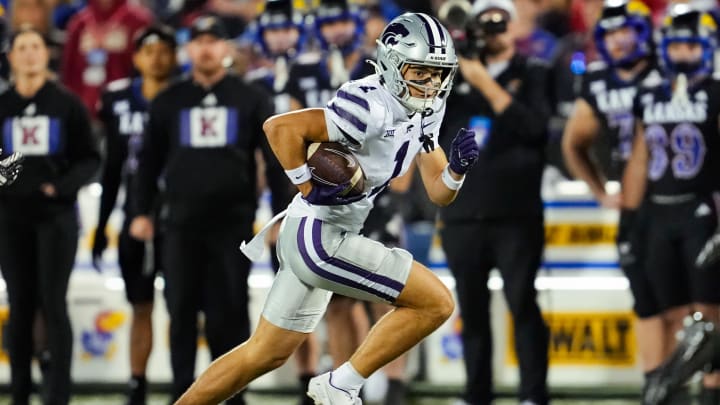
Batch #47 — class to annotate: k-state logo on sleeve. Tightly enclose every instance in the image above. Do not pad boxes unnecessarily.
[2,116,60,155]
[179,107,238,148]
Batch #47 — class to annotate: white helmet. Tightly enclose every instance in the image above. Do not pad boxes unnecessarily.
[374,12,458,113]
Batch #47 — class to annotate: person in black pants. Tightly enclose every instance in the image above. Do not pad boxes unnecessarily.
[129,16,288,404]
[438,1,550,404]
[91,24,177,405]
[0,27,101,405]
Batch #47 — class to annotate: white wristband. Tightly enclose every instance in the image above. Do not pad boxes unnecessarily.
[285,163,312,185]
[442,165,464,191]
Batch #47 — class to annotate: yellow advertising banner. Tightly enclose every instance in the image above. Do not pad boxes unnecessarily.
[507,312,636,366]
[545,224,617,246]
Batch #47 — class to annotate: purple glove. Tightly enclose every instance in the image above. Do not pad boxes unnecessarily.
[303,182,365,206]
[448,128,479,175]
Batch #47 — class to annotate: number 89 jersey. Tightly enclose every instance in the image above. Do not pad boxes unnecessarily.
[635,77,720,196]
[286,74,445,232]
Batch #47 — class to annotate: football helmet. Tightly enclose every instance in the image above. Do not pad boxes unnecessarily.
[256,0,306,59]
[374,12,458,113]
[659,3,717,78]
[313,0,364,56]
[594,0,653,68]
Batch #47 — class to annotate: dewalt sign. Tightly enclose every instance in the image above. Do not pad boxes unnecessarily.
[507,312,636,366]
[545,224,617,246]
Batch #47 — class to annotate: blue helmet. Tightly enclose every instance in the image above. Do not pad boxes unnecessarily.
[313,0,364,55]
[659,3,717,78]
[594,0,653,68]
[255,0,306,59]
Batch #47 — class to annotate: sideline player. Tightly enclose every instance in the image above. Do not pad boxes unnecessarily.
[561,0,668,392]
[622,4,720,403]
[175,12,479,405]
[92,24,177,405]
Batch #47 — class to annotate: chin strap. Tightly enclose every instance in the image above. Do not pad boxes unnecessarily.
[419,109,435,153]
[274,56,289,93]
[672,73,690,105]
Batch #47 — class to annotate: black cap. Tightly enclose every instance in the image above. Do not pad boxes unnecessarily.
[316,0,350,20]
[190,16,229,40]
[259,0,302,28]
[134,24,177,50]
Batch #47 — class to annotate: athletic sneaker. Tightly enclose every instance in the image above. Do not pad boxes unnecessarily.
[307,372,362,405]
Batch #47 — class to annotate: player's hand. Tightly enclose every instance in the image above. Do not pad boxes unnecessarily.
[129,216,154,241]
[0,151,23,186]
[696,229,720,269]
[617,209,637,267]
[92,228,108,272]
[40,183,56,197]
[302,182,365,206]
[449,128,479,175]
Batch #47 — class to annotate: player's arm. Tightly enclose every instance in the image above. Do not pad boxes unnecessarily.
[561,98,612,204]
[621,122,648,210]
[416,128,479,207]
[129,98,170,241]
[95,94,126,237]
[415,148,461,206]
[389,162,415,193]
[92,97,126,267]
[263,108,330,196]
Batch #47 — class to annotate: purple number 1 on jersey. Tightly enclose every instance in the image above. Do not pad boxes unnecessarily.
[369,140,410,198]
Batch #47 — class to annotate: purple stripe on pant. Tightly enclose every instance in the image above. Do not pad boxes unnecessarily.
[310,219,405,293]
[296,217,396,302]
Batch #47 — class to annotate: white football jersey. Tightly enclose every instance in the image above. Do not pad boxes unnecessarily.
[286,74,446,232]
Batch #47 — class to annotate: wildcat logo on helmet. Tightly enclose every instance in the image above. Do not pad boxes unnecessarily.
[382,23,412,46]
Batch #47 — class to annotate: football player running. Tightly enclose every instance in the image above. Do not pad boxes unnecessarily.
[623,4,720,404]
[175,12,479,405]
[562,0,669,394]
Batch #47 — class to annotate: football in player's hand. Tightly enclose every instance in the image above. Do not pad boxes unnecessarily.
[307,142,365,197]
